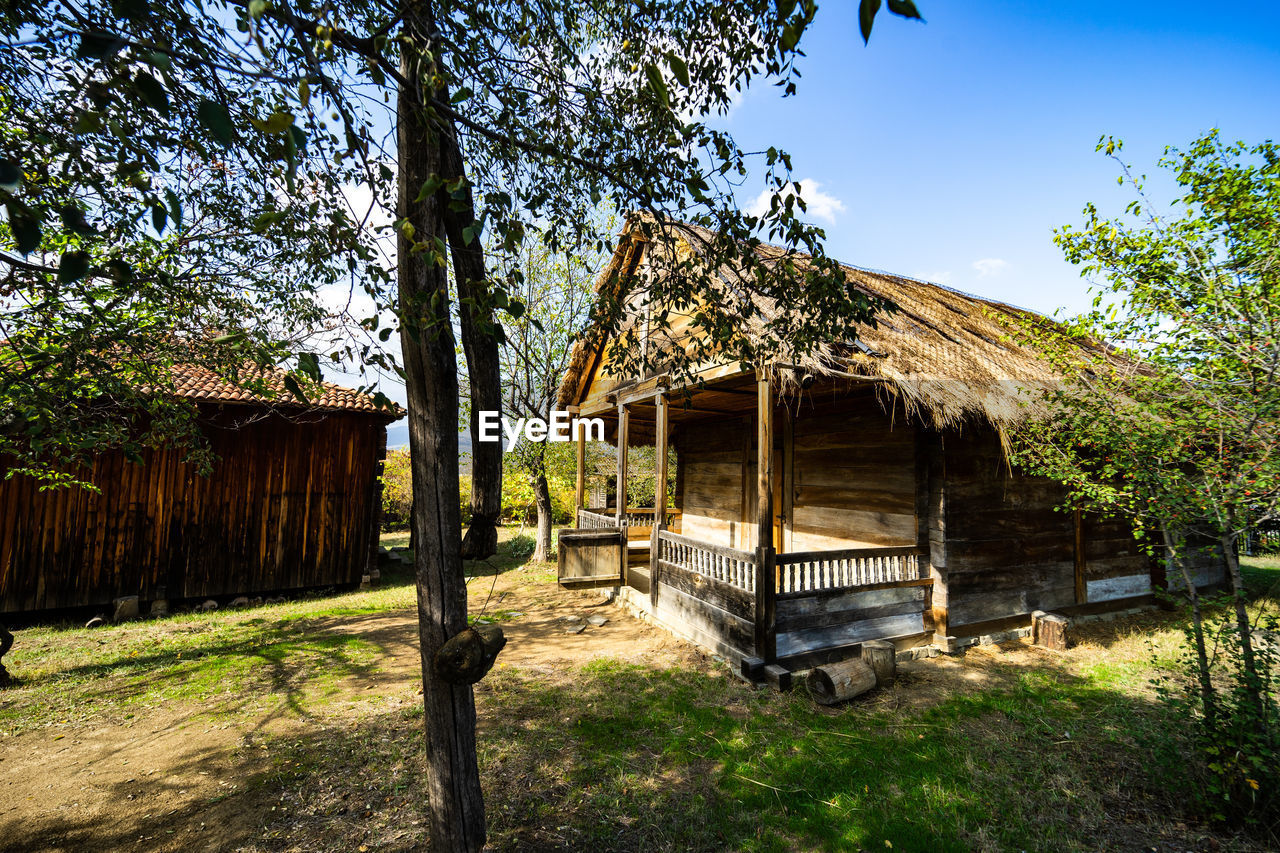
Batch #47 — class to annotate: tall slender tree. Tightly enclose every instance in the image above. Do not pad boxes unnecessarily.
[2,1,924,846]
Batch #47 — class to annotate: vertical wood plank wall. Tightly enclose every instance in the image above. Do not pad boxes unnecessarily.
[675,386,917,554]
[0,408,390,614]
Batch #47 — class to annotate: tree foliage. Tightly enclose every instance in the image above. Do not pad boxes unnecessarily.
[1010,130,1280,829]
[3,0,926,847]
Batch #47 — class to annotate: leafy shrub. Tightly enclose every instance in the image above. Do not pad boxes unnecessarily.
[380,447,473,530]
[1156,601,1280,833]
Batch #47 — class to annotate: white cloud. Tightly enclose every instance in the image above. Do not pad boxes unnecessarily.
[747,177,847,225]
[972,257,1010,277]
[915,270,954,286]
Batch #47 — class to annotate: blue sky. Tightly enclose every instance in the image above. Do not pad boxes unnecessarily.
[725,0,1280,316]
[384,1,1280,447]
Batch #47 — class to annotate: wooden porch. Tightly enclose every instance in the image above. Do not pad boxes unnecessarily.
[556,369,937,679]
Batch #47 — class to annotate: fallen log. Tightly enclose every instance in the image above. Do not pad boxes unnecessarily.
[806,658,876,705]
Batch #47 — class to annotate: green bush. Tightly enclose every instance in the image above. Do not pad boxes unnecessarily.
[380,447,474,530]
[1156,601,1280,833]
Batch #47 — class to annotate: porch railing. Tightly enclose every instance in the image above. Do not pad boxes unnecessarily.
[580,507,682,531]
[576,508,617,530]
[656,530,756,592]
[775,546,927,595]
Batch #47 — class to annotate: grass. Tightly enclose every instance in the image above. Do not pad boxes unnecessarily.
[3,543,1277,851]
[0,528,541,735]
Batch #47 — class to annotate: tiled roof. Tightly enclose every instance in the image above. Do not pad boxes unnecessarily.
[170,364,401,417]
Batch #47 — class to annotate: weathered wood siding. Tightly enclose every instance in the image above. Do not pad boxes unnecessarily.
[651,562,754,660]
[789,388,916,551]
[775,580,930,659]
[675,388,917,553]
[0,408,389,613]
[939,429,1079,630]
[676,417,752,548]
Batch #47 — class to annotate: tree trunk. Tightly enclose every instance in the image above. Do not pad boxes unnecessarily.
[397,12,485,850]
[1165,527,1216,726]
[441,134,502,561]
[532,467,554,563]
[1221,530,1264,715]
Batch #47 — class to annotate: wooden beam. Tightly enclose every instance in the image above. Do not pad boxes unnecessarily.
[651,394,669,608]
[1074,506,1087,604]
[575,418,586,514]
[755,369,776,662]
[617,403,629,587]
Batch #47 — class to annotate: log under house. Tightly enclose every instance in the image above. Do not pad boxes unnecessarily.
[555,220,1224,680]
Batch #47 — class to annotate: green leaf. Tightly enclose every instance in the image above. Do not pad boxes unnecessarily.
[0,158,20,192]
[780,23,800,51]
[297,352,322,381]
[212,331,247,345]
[859,0,881,43]
[289,124,306,153]
[58,251,91,284]
[77,31,125,60]
[666,53,689,88]
[6,203,41,254]
[643,64,669,109]
[151,203,167,235]
[282,374,307,402]
[59,206,96,236]
[165,188,183,229]
[251,110,294,134]
[249,0,269,20]
[11,218,42,255]
[133,71,170,117]
[106,258,134,282]
[197,99,235,146]
[886,0,923,19]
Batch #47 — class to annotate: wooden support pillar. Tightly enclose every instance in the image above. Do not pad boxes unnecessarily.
[1073,506,1087,604]
[650,394,669,607]
[616,403,629,586]
[754,369,776,662]
[574,417,586,516]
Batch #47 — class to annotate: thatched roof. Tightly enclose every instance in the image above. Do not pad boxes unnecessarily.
[558,219,1109,430]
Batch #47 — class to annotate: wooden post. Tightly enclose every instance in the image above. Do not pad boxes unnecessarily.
[574,417,586,517]
[650,394,669,607]
[1073,506,1087,604]
[754,369,776,662]
[616,403,629,586]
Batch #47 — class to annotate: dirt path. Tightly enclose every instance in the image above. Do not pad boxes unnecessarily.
[0,576,712,853]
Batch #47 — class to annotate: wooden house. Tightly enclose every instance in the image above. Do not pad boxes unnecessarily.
[555,221,1223,678]
[0,366,400,616]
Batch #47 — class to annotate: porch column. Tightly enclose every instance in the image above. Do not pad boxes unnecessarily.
[650,393,669,606]
[574,414,586,516]
[616,402,629,587]
[755,368,777,661]
[615,403,629,526]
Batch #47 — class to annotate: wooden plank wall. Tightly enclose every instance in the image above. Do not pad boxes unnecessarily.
[939,428,1079,630]
[1080,513,1154,602]
[0,408,388,613]
[651,561,754,659]
[675,386,918,554]
[789,387,917,551]
[677,417,752,548]
[775,580,930,660]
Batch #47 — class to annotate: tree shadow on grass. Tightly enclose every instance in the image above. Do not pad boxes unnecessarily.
[234,653,1249,853]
